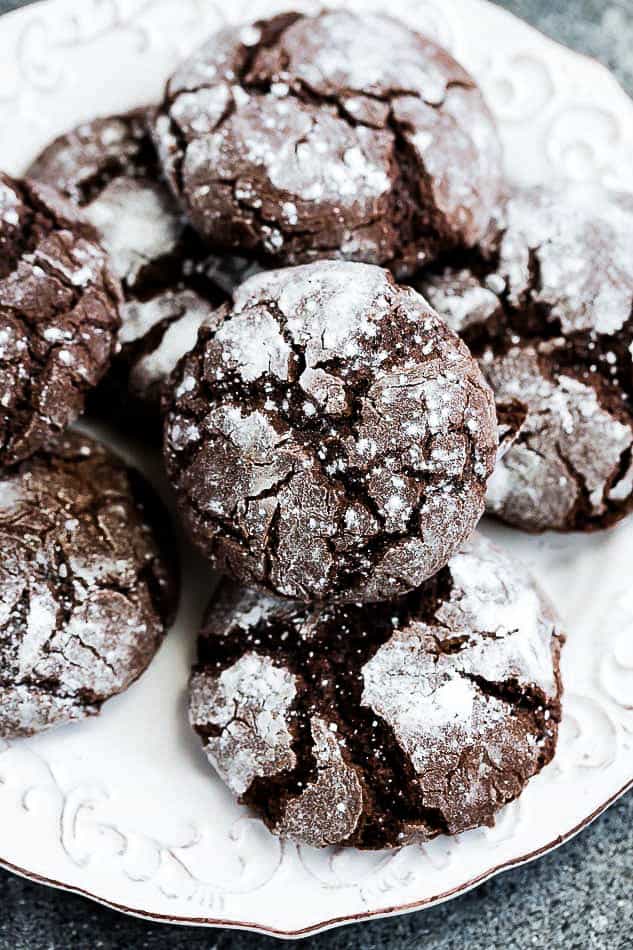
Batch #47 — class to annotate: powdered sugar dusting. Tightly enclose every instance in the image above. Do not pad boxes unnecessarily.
[125,290,216,394]
[417,184,633,531]
[420,185,633,339]
[0,684,92,736]
[190,652,297,796]
[234,261,393,369]
[362,532,559,744]
[499,186,633,336]
[0,179,21,223]
[422,269,502,334]
[84,177,182,286]
[190,531,562,846]
[0,433,174,738]
[275,716,363,848]
[361,533,561,833]
[214,303,292,382]
[485,346,633,529]
[18,582,58,677]
[166,261,498,602]
[436,534,558,690]
[0,172,121,466]
[156,9,502,271]
[27,111,237,416]
[280,11,460,104]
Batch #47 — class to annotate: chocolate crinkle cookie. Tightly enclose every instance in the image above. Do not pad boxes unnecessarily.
[418,185,633,532]
[0,431,179,738]
[0,173,121,467]
[189,533,564,850]
[152,10,503,275]
[164,261,498,603]
[28,111,258,418]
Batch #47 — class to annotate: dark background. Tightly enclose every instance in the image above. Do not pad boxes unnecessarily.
[0,0,632,947]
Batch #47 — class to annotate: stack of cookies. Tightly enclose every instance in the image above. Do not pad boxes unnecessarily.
[8,7,631,850]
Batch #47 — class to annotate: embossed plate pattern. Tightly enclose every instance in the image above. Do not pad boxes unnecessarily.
[0,0,632,937]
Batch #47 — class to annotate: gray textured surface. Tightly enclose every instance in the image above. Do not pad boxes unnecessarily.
[0,0,632,947]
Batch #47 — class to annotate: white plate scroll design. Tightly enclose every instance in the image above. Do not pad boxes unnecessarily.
[0,0,632,937]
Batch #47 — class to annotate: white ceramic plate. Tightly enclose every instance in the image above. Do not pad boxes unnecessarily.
[0,0,632,938]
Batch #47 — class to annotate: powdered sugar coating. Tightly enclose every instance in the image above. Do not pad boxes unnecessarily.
[165,261,498,603]
[28,115,156,204]
[189,532,563,848]
[123,289,220,405]
[28,113,185,294]
[362,534,560,833]
[421,185,633,336]
[0,684,92,736]
[190,652,297,795]
[28,111,238,418]
[417,185,633,531]
[422,269,502,335]
[497,186,633,337]
[84,177,182,286]
[0,173,121,466]
[484,346,633,530]
[154,10,502,275]
[0,431,178,738]
[274,717,363,848]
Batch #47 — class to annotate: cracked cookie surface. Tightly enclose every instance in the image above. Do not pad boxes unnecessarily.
[152,10,502,276]
[28,111,258,422]
[164,261,498,603]
[417,185,633,532]
[0,173,121,467]
[0,431,179,737]
[189,532,563,849]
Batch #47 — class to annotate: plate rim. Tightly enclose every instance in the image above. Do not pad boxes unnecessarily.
[1,776,630,939]
[1,0,632,937]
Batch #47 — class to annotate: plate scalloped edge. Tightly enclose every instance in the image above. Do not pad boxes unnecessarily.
[0,775,632,939]
[0,0,632,938]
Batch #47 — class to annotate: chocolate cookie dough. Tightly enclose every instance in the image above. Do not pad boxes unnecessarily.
[29,112,257,417]
[418,185,633,532]
[153,10,502,276]
[0,431,179,737]
[189,533,563,849]
[0,174,121,467]
[164,261,498,603]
